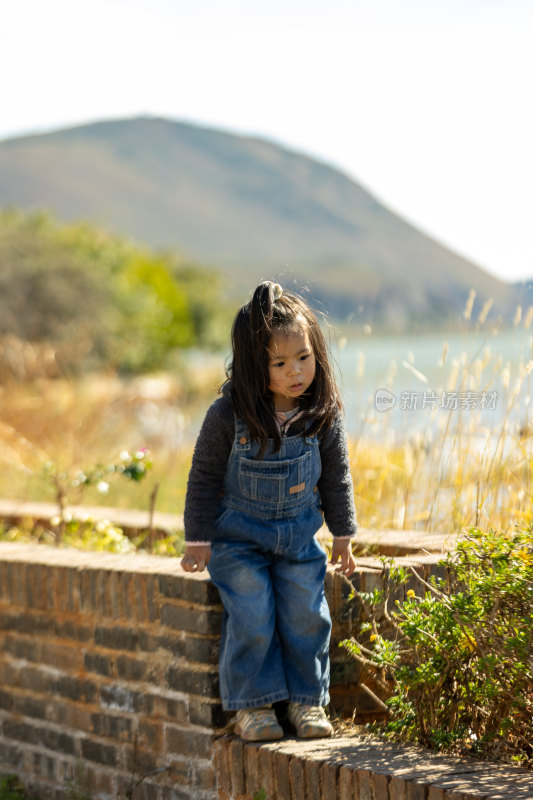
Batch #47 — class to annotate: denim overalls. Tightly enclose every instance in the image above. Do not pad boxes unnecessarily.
[207,416,331,711]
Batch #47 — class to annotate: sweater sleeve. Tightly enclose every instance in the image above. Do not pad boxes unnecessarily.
[183,395,234,543]
[317,413,358,538]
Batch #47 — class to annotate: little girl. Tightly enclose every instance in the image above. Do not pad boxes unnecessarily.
[181,281,357,742]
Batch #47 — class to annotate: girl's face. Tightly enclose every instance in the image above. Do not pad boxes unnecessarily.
[267,328,316,411]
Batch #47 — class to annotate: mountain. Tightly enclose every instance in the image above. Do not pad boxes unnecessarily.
[0,116,517,328]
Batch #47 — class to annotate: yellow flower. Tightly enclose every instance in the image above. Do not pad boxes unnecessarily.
[406,589,416,598]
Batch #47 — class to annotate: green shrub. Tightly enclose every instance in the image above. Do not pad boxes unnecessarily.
[342,526,533,767]
[0,775,34,800]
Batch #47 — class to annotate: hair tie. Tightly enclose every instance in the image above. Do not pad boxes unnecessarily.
[272,283,283,300]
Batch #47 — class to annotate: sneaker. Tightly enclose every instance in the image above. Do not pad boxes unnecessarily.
[287,703,333,739]
[234,706,284,741]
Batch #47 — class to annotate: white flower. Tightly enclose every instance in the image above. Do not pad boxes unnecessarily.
[97,481,110,495]
[120,450,131,463]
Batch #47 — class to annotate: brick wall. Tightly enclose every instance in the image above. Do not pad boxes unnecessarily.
[0,541,460,800]
[0,542,225,800]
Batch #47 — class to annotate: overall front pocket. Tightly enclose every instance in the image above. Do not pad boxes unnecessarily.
[238,452,311,503]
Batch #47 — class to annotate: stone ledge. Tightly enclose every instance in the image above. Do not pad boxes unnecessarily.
[0,498,458,555]
[214,734,533,800]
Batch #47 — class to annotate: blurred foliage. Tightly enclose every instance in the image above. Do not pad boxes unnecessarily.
[0,208,230,374]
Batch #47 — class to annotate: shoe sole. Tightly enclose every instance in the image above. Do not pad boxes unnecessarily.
[294,726,333,739]
[235,723,284,742]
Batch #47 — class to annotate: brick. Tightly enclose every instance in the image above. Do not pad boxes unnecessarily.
[214,737,232,795]
[25,749,56,779]
[373,770,392,799]
[158,785,192,800]
[100,684,148,713]
[4,610,56,637]
[138,720,164,752]
[124,743,160,777]
[339,764,356,800]
[273,750,291,799]
[13,694,49,720]
[184,633,220,664]
[428,788,445,800]
[104,571,121,618]
[66,569,81,613]
[158,573,220,606]
[49,701,94,733]
[169,755,192,785]
[119,572,134,619]
[320,761,339,798]
[53,674,98,703]
[91,712,134,741]
[84,651,114,676]
[145,574,160,622]
[259,747,275,799]
[390,776,408,800]
[194,760,217,791]
[40,641,84,672]
[3,634,40,662]
[0,740,23,770]
[228,737,246,795]
[244,742,262,796]
[84,765,117,798]
[80,737,120,767]
[54,618,93,642]
[189,698,228,728]
[0,687,14,711]
[358,768,374,800]
[138,629,166,654]
[94,625,139,651]
[407,781,430,800]
[116,654,148,682]
[167,664,219,697]
[2,720,78,756]
[165,725,215,760]
[0,656,21,688]
[304,758,321,800]
[289,755,305,800]
[12,564,26,607]
[160,603,222,635]
[145,692,188,723]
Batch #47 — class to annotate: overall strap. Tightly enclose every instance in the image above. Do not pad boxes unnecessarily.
[234,415,251,451]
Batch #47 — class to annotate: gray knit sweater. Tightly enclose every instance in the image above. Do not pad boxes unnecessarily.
[184,392,358,543]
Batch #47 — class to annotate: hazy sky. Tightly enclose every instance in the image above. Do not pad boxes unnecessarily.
[2,0,532,282]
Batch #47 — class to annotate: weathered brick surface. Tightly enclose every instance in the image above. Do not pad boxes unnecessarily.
[0,543,222,800]
[214,736,533,800]
[2,541,531,800]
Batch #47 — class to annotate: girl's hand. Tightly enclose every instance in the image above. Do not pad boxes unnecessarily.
[181,544,212,572]
[330,538,356,577]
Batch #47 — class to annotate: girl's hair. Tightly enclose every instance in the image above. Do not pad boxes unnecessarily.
[225,281,341,454]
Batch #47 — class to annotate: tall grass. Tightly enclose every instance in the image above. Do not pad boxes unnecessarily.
[1,306,532,538]
[345,300,533,534]
[0,356,225,518]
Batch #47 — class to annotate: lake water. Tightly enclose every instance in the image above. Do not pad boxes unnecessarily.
[333,326,533,439]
